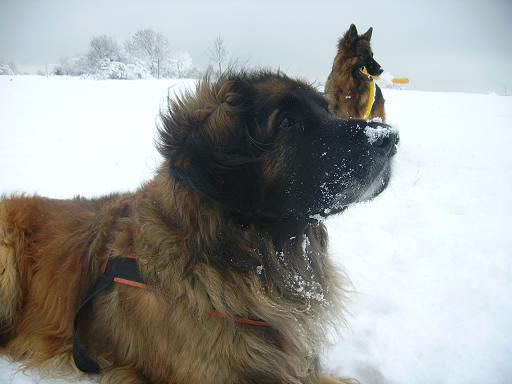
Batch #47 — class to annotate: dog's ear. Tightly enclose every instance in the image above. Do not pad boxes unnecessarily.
[339,24,358,50]
[362,27,373,41]
[347,24,358,38]
[159,74,264,214]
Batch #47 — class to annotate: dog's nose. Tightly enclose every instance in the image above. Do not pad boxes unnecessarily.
[365,124,399,156]
[373,131,397,148]
[376,67,384,76]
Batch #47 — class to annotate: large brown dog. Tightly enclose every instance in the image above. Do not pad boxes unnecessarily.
[0,70,398,383]
[325,24,386,122]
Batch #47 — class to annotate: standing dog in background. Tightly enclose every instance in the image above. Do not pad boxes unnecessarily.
[325,24,386,122]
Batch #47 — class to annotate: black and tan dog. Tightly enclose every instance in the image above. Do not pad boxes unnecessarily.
[325,24,386,122]
[0,70,398,384]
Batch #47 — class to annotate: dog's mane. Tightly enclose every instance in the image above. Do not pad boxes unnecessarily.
[147,69,345,323]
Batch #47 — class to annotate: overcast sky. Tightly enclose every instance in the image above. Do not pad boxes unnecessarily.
[1,0,511,94]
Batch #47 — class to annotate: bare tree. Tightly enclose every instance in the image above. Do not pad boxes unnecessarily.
[170,51,193,78]
[208,36,228,75]
[125,29,170,78]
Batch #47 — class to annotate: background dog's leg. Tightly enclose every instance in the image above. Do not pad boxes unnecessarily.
[373,101,386,123]
[99,367,147,384]
[319,375,360,384]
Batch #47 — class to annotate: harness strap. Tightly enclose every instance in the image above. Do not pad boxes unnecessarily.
[72,256,145,373]
[73,256,272,374]
[210,311,273,327]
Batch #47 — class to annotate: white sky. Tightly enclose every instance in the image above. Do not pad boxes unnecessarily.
[1,0,511,94]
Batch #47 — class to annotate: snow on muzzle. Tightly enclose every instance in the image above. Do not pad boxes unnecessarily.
[364,123,400,156]
[358,122,399,202]
[308,119,400,216]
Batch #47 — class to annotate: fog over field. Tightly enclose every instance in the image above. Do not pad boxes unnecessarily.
[1,0,511,94]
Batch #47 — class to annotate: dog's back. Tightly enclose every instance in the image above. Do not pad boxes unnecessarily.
[0,194,128,362]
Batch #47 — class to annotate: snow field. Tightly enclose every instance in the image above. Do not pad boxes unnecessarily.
[1,76,511,384]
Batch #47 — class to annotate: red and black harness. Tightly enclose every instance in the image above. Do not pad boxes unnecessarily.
[72,255,272,374]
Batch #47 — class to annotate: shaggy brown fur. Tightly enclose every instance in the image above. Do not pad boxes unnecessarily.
[325,24,386,122]
[0,70,397,383]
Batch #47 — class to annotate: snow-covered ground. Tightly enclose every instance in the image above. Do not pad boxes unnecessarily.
[1,76,511,384]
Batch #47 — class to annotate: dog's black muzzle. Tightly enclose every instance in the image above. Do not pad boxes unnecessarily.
[366,58,383,76]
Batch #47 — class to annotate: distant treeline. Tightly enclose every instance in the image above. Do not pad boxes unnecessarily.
[1,29,235,80]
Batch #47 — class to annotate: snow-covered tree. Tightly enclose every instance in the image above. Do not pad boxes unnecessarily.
[125,60,152,79]
[53,56,89,76]
[87,35,122,70]
[0,61,19,75]
[94,59,127,79]
[125,29,170,78]
[48,29,199,79]
[169,51,193,78]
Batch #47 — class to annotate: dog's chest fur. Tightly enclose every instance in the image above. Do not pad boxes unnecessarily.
[77,172,341,383]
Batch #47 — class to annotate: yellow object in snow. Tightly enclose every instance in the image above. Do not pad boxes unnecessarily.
[363,78,376,120]
[392,77,410,84]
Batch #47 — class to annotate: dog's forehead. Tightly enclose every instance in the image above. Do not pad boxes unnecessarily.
[253,77,325,110]
[356,39,371,52]
[253,77,290,95]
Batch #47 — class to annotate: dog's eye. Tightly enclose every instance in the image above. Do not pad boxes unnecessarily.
[280,117,291,128]
[277,112,305,134]
[278,115,294,130]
